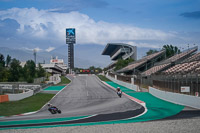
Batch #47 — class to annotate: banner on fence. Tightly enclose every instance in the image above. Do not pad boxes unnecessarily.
[181,86,190,92]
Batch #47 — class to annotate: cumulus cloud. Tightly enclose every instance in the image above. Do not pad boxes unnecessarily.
[45,47,55,52]
[0,7,175,48]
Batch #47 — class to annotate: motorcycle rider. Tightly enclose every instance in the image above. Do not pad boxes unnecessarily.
[47,103,61,114]
[47,103,57,111]
[116,87,122,98]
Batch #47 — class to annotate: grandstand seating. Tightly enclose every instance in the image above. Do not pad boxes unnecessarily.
[141,46,198,76]
[117,50,165,73]
[164,61,200,75]
[156,46,197,65]
[182,52,200,63]
[141,63,170,76]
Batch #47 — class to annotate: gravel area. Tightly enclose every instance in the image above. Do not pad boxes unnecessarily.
[1,117,200,133]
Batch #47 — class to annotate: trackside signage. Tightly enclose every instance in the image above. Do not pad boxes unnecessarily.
[66,28,76,44]
[181,86,190,92]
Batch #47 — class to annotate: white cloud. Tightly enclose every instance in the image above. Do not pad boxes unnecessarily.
[45,47,55,52]
[127,41,160,48]
[22,47,43,52]
[0,7,176,48]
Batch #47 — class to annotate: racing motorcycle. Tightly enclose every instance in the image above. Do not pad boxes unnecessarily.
[117,91,122,98]
[48,106,61,114]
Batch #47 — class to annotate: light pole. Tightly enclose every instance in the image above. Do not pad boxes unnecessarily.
[33,49,37,64]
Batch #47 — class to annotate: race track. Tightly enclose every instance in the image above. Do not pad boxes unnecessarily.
[0,75,144,128]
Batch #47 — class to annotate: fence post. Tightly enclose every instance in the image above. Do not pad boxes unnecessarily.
[115,75,117,80]
[197,74,199,95]
[0,86,2,95]
[131,78,134,84]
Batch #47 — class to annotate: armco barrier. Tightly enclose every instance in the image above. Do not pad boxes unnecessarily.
[0,95,9,103]
[106,75,138,91]
[8,89,33,101]
[149,87,200,109]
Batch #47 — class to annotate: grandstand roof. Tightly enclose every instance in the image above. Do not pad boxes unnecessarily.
[102,43,130,55]
[117,50,165,73]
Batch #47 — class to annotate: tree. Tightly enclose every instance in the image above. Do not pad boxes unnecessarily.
[9,58,22,82]
[89,66,95,70]
[146,49,158,56]
[24,60,36,83]
[163,44,180,58]
[114,58,134,71]
[6,55,11,67]
[37,63,46,77]
[0,54,5,67]
[0,68,10,82]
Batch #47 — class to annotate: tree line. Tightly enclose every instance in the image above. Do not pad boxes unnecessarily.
[0,54,46,83]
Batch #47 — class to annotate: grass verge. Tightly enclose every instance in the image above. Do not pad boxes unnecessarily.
[56,76,71,85]
[0,93,55,116]
[97,75,111,81]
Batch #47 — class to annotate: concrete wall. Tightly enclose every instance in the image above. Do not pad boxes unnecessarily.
[8,89,34,101]
[106,73,200,109]
[47,74,61,84]
[106,74,138,91]
[0,84,41,90]
[149,87,200,109]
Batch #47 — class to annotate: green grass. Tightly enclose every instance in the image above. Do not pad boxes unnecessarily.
[0,93,55,116]
[56,76,71,85]
[97,75,111,81]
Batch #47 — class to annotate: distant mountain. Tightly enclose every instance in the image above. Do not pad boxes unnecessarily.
[0,45,155,68]
[0,45,110,68]
[52,44,110,67]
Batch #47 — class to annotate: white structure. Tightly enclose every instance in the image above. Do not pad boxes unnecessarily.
[41,64,65,75]
[46,74,61,84]
[102,43,137,61]
[50,56,67,71]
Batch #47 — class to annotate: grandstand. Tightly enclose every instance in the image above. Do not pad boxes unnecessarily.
[117,50,165,74]
[102,43,137,71]
[163,61,200,75]
[141,46,198,77]
[106,46,200,97]
[102,43,137,61]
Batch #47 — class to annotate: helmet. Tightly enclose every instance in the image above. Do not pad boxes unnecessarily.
[47,103,51,106]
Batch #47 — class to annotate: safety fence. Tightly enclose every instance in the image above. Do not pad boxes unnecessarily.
[108,72,200,96]
[108,73,132,84]
[151,74,200,96]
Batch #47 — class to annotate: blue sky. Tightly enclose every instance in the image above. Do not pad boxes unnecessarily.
[0,0,200,53]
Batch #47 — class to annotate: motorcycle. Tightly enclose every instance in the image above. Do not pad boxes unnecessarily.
[117,91,122,98]
[48,107,61,114]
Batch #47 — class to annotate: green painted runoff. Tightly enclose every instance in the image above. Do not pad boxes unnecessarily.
[43,86,65,91]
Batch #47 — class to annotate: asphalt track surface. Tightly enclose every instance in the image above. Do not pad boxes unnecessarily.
[0,75,144,128]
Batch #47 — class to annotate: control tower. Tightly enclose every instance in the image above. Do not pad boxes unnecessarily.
[66,28,76,73]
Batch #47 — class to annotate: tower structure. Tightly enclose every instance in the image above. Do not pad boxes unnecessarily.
[66,28,76,73]
[33,49,37,64]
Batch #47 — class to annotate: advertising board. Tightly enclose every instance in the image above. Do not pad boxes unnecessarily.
[66,28,76,44]
[181,86,190,92]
